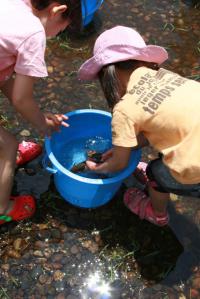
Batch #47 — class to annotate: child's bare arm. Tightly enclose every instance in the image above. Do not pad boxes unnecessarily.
[1,74,68,136]
[86,146,132,173]
[3,74,47,134]
[0,77,15,100]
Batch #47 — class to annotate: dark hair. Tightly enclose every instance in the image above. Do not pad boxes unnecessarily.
[31,0,82,32]
[98,60,159,109]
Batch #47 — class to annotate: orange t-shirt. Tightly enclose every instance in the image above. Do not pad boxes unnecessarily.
[112,67,200,184]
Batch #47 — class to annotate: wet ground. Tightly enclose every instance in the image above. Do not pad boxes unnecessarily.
[0,0,200,298]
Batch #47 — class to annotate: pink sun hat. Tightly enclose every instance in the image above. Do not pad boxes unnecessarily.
[78,26,168,80]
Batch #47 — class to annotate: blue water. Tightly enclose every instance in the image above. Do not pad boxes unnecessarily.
[58,136,112,179]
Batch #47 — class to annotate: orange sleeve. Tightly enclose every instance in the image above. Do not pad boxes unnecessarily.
[111,110,138,147]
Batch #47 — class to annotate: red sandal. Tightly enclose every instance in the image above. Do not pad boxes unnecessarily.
[0,195,36,225]
[123,188,169,226]
[16,141,43,166]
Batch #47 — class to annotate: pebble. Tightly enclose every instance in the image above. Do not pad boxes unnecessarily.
[51,229,62,240]
[13,238,28,252]
[35,240,48,249]
[1,264,10,271]
[33,250,43,257]
[59,224,68,233]
[52,262,63,270]
[53,270,65,281]
[70,245,79,254]
[20,129,31,137]
[153,284,162,291]
[47,66,54,73]
[51,253,63,263]
[39,274,49,284]
[7,249,21,259]
[44,248,52,258]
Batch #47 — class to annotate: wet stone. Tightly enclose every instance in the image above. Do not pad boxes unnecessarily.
[36,229,51,240]
[35,240,48,249]
[33,250,44,257]
[20,275,32,290]
[39,274,50,284]
[59,224,68,233]
[47,286,57,296]
[52,263,63,270]
[30,265,43,279]
[44,248,52,258]
[7,249,21,259]
[36,283,46,296]
[70,245,79,254]
[54,280,67,292]
[51,228,62,240]
[53,270,65,281]
[51,253,63,263]
[1,264,10,271]
[13,238,24,251]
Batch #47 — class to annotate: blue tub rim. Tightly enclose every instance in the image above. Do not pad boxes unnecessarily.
[45,109,141,185]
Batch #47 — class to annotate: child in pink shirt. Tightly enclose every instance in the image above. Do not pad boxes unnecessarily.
[0,0,82,225]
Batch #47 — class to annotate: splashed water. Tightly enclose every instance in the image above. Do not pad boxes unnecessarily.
[58,136,112,179]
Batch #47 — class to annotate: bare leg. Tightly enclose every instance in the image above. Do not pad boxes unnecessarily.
[148,184,170,214]
[0,126,18,214]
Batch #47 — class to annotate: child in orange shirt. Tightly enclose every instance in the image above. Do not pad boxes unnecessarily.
[0,0,83,225]
[78,25,200,227]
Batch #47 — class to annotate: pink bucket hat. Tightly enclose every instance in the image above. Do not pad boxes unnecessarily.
[78,26,168,80]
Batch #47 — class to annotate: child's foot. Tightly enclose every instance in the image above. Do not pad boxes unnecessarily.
[16,141,43,166]
[0,195,36,225]
[123,188,169,226]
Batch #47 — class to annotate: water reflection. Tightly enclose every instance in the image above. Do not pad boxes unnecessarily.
[81,272,112,299]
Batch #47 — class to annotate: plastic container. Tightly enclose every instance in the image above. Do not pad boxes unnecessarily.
[82,0,104,26]
[43,109,141,208]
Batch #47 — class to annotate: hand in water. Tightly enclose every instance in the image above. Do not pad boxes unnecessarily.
[101,148,113,161]
[86,148,113,172]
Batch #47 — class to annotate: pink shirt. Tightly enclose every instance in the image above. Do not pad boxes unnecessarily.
[0,0,48,82]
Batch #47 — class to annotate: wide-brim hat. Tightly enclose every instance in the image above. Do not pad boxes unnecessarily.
[78,26,168,80]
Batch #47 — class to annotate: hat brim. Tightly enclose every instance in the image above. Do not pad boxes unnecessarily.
[78,44,168,80]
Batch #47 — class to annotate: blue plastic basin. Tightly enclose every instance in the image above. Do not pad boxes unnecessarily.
[82,0,104,26]
[44,109,141,208]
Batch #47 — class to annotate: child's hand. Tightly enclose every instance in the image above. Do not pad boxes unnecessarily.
[101,148,113,161]
[86,146,131,174]
[86,148,113,172]
[86,160,100,171]
[43,112,69,136]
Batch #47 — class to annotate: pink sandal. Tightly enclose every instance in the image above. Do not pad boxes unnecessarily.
[123,188,169,226]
